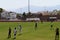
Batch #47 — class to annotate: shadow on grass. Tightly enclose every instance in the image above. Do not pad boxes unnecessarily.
[18,34,22,36]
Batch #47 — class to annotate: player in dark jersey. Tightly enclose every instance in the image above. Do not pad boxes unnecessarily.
[55,28,59,40]
[35,22,37,31]
[8,27,11,39]
[50,24,53,30]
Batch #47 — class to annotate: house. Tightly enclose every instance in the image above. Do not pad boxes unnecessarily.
[1,11,17,20]
[9,12,17,19]
[1,11,8,19]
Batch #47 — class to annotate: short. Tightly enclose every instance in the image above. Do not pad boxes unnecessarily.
[14,34,16,36]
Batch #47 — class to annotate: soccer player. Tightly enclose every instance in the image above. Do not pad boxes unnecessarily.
[14,27,17,39]
[35,22,37,31]
[50,24,53,30]
[55,28,59,40]
[18,25,22,34]
[41,20,43,23]
[8,27,11,39]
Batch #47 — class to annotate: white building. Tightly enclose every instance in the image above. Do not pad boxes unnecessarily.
[49,17,57,19]
[1,11,8,19]
[9,12,17,19]
[26,18,40,21]
[1,11,17,20]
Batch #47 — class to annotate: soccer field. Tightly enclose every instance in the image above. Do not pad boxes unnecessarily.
[0,22,60,40]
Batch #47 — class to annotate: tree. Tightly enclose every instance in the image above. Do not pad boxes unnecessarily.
[57,10,60,19]
[16,14,21,19]
[57,10,60,15]
[0,8,3,13]
[22,12,26,20]
[39,13,43,23]
[0,8,3,19]
[27,12,32,18]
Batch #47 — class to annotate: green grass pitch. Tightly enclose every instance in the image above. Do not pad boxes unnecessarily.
[0,22,60,40]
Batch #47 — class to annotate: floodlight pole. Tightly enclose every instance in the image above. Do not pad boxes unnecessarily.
[28,0,30,12]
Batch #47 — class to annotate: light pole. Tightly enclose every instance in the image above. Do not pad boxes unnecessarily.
[28,0,30,12]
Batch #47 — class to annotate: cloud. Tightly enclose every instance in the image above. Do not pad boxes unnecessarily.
[0,0,60,11]
[31,0,60,7]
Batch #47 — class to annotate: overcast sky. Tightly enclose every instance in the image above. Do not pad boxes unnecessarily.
[0,0,60,11]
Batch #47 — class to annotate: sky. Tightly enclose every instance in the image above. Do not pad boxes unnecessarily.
[0,0,60,11]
